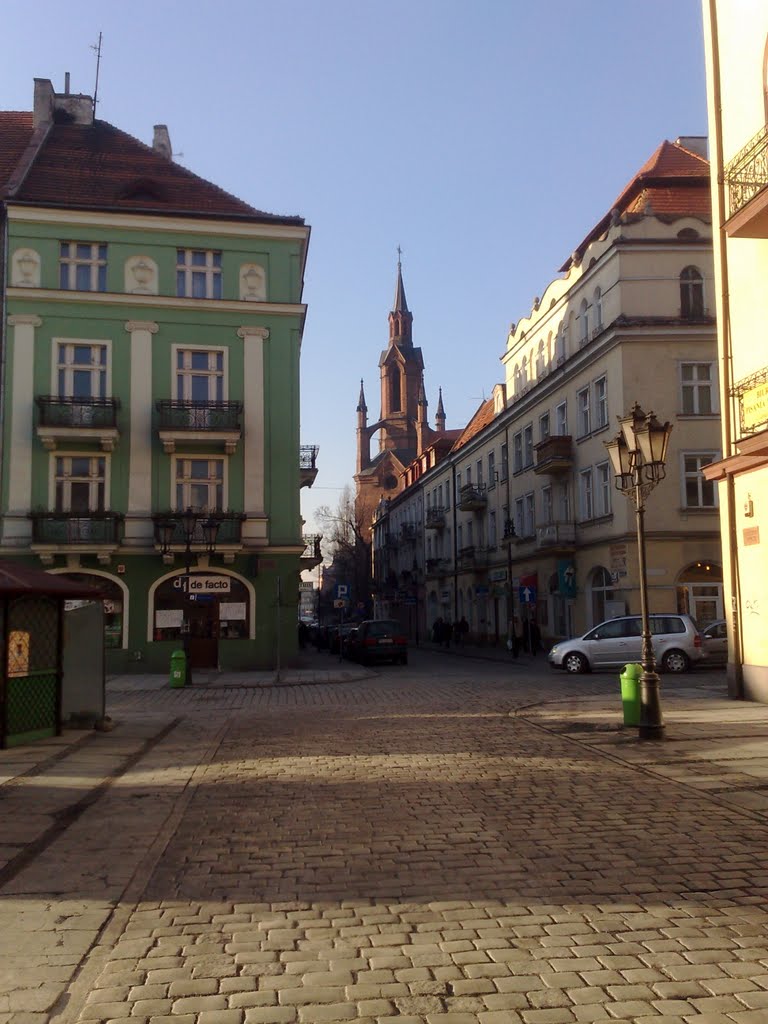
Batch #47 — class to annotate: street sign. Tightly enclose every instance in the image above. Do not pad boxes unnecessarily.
[333,599,348,609]
[334,583,349,600]
[519,585,537,604]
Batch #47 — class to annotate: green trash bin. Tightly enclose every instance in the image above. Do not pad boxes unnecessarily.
[620,663,642,726]
[170,649,186,688]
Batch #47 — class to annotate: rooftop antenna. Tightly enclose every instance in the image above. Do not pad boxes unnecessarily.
[90,31,103,115]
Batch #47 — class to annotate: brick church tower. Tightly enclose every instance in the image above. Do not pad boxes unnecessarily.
[354,258,446,537]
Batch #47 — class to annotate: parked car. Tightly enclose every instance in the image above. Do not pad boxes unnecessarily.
[346,619,408,665]
[328,622,358,655]
[701,619,728,664]
[548,613,703,674]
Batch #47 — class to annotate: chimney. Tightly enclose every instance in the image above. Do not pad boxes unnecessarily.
[153,124,172,160]
[33,78,55,128]
[676,136,708,159]
[64,72,70,95]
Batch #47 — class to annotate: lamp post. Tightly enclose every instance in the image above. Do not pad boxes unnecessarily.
[605,404,673,741]
[156,508,221,685]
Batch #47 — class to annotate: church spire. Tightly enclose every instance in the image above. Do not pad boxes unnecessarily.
[389,248,413,348]
[356,378,370,474]
[435,386,446,433]
[356,378,367,414]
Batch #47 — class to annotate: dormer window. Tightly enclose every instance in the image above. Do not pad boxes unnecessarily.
[59,242,107,292]
[176,249,222,299]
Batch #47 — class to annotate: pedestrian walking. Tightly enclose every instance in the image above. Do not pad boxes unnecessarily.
[530,620,542,655]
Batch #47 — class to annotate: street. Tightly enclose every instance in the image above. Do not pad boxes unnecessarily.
[4,650,768,1024]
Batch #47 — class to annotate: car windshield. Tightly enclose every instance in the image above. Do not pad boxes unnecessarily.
[367,621,400,637]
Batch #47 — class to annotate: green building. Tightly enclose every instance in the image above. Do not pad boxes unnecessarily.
[0,77,318,673]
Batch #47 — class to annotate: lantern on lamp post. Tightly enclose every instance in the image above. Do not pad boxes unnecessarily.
[605,404,673,741]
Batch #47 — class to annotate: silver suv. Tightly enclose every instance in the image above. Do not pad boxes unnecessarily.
[548,614,703,674]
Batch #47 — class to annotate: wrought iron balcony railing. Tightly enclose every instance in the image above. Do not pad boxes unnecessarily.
[458,484,487,511]
[425,557,449,575]
[536,520,576,550]
[301,534,322,561]
[30,510,124,545]
[300,445,319,471]
[151,511,246,547]
[155,400,243,431]
[400,522,417,542]
[426,507,446,529]
[35,395,120,428]
[726,123,768,219]
[534,434,573,474]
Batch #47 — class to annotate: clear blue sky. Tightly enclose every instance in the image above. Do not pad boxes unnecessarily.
[3,1,708,535]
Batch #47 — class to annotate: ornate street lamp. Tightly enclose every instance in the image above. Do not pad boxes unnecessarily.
[605,404,673,741]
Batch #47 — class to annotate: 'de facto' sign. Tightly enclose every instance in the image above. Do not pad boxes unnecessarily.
[174,575,231,594]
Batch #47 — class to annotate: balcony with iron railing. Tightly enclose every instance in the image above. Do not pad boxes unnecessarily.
[534,434,573,474]
[458,545,488,570]
[400,522,418,543]
[300,533,323,570]
[35,396,121,451]
[426,507,446,530]
[155,400,244,454]
[30,510,124,564]
[458,484,487,512]
[725,123,768,237]
[300,445,320,488]
[425,557,449,576]
[535,520,576,551]
[151,511,246,554]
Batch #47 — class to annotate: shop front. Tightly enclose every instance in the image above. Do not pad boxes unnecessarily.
[152,571,251,670]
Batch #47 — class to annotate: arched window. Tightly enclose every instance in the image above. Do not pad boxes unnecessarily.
[557,324,566,364]
[536,339,545,377]
[388,365,401,411]
[680,266,704,318]
[513,363,522,395]
[521,355,528,388]
[593,287,602,330]
[579,299,589,346]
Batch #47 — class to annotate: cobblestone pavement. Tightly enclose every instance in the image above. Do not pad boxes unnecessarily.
[4,654,768,1023]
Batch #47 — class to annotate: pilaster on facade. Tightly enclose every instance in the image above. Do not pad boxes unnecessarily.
[238,326,269,526]
[123,320,159,547]
[4,314,42,546]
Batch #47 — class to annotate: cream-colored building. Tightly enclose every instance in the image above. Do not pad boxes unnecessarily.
[702,2,768,699]
[373,139,723,654]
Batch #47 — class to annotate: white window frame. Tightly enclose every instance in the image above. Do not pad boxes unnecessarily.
[680,361,718,415]
[541,485,553,525]
[59,241,107,292]
[524,491,535,537]
[176,248,223,299]
[556,400,568,436]
[476,459,483,487]
[593,375,608,429]
[489,509,497,547]
[579,468,594,521]
[51,453,109,513]
[523,424,534,467]
[172,456,227,511]
[596,461,612,517]
[514,497,524,537]
[500,443,509,480]
[513,431,523,473]
[173,344,228,402]
[487,450,495,486]
[593,287,603,330]
[579,298,589,346]
[577,386,591,438]
[557,481,571,522]
[681,451,719,509]
[53,338,111,398]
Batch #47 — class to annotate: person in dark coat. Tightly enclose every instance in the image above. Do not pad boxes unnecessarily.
[530,620,542,655]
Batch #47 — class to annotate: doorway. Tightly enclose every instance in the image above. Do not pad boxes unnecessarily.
[187,601,219,668]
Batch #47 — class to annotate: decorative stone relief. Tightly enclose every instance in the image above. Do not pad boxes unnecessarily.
[11,248,41,287]
[240,263,267,301]
[124,255,158,294]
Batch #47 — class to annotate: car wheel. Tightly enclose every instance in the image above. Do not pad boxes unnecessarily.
[563,651,589,674]
[662,649,690,673]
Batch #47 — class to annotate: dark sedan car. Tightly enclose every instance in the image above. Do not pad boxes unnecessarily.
[346,619,408,665]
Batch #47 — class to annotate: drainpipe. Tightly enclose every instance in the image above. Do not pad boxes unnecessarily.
[707,0,744,697]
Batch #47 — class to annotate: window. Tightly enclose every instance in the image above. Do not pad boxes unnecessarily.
[579,468,594,520]
[513,364,522,395]
[682,453,718,508]
[476,459,483,487]
[557,481,570,521]
[175,457,224,511]
[514,497,524,537]
[500,443,509,480]
[541,485,553,524]
[458,523,463,549]
[388,366,401,411]
[593,287,603,330]
[176,249,223,299]
[595,462,612,517]
[57,342,107,398]
[456,472,462,495]
[556,401,568,435]
[680,266,704,318]
[556,325,566,364]
[536,340,545,377]
[513,431,523,473]
[593,376,608,429]
[577,387,591,437]
[466,520,473,546]
[579,298,589,346]
[55,455,106,513]
[489,510,497,547]
[523,424,534,466]
[524,492,535,537]
[521,355,528,388]
[59,242,107,292]
[681,362,716,415]
[465,465,472,485]
[487,451,495,485]
[176,348,224,402]
[540,412,550,442]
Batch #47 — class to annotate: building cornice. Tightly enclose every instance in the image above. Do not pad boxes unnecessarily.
[7,287,307,319]
[6,204,310,242]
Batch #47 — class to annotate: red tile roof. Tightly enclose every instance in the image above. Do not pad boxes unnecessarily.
[0,113,304,225]
[451,398,497,453]
[562,140,711,270]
